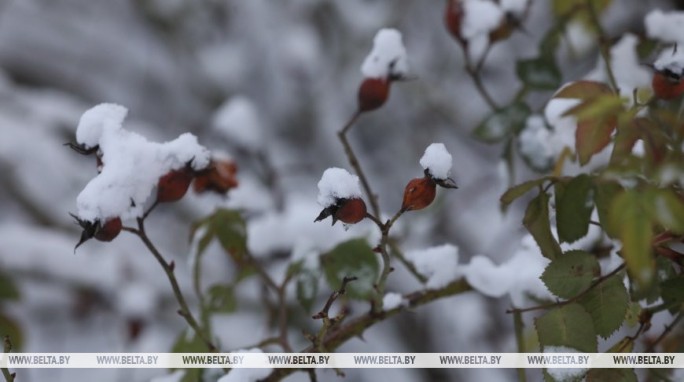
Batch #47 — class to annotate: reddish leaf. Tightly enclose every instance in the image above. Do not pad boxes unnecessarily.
[575,116,616,165]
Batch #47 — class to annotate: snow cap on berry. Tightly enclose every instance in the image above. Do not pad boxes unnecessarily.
[75,103,211,222]
[653,48,684,78]
[316,168,363,208]
[360,28,409,80]
[76,103,127,148]
[420,143,453,180]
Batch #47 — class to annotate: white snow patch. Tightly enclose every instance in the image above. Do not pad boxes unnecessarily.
[645,9,684,45]
[76,103,128,148]
[519,116,554,170]
[361,28,409,79]
[406,244,459,289]
[116,281,158,318]
[75,104,211,222]
[419,143,453,180]
[212,96,263,151]
[383,292,405,310]
[217,349,271,382]
[464,234,551,306]
[461,0,503,61]
[316,168,363,208]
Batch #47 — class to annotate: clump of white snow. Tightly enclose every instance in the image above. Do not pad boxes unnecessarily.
[75,103,211,222]
[645,9,684,45]
[518,116,554,171]
[383,292,405,310]
[150,370,185,382]
[361,28,409,79]
[464,234,551,307]
[316,168,363,208]
[461,0,504,61]
[76,103,128,148]
[420,143,453,180]
[653,48,684,76]
[212,96,264,151]
[217,349,271,382]
[407,244,460,289]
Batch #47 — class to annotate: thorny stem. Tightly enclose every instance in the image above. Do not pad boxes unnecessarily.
[126,218,217,352]
[313,276,357,321]
[261,279,472,381]
[585,0,619,92]
[1,336,15,382]
[337,112,381,218]
[507,264,626,314]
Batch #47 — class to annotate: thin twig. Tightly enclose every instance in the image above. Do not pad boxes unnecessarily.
[313,276,357,320]
[465,64,499,110]
[338,117,381,218]
[128,218,217,352]
[388,239,428,284]
[306,369,318,382]
[507,264,625,314]
[1,336,15,382]
[585,0,619,92]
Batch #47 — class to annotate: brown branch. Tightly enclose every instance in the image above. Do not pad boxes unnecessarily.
[127,218,217,352]
[337,112,381,218]
[1,336,15,382]
[388,239,428,284]
[507,264,625,314]
[261,279,472,381]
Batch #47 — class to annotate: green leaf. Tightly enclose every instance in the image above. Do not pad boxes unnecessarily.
[610,190,654,287]
[516,56,562,90]
[578,276,629,338]
[660,277,684,313]
[624,302,641,327]
[211,209,248,264]
[0,312,22,351]
[500,177,548,211]
[562,94,623,121]
[473,102,531,143]
[320,239,379,300]
[555,175,594,243]
[586,369,636,382]
[593,180,623,238]
[170,331,205,381]
[524,191,562,260]
[554,80,613,100]
[0,272,19,301]
[206,284,237,313]
[535,303,597,352]
[541,250,600,299]
[652,190,684,234]
[296,270,319,312]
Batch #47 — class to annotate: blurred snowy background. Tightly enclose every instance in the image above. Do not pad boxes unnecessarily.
[0,0,677,381]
